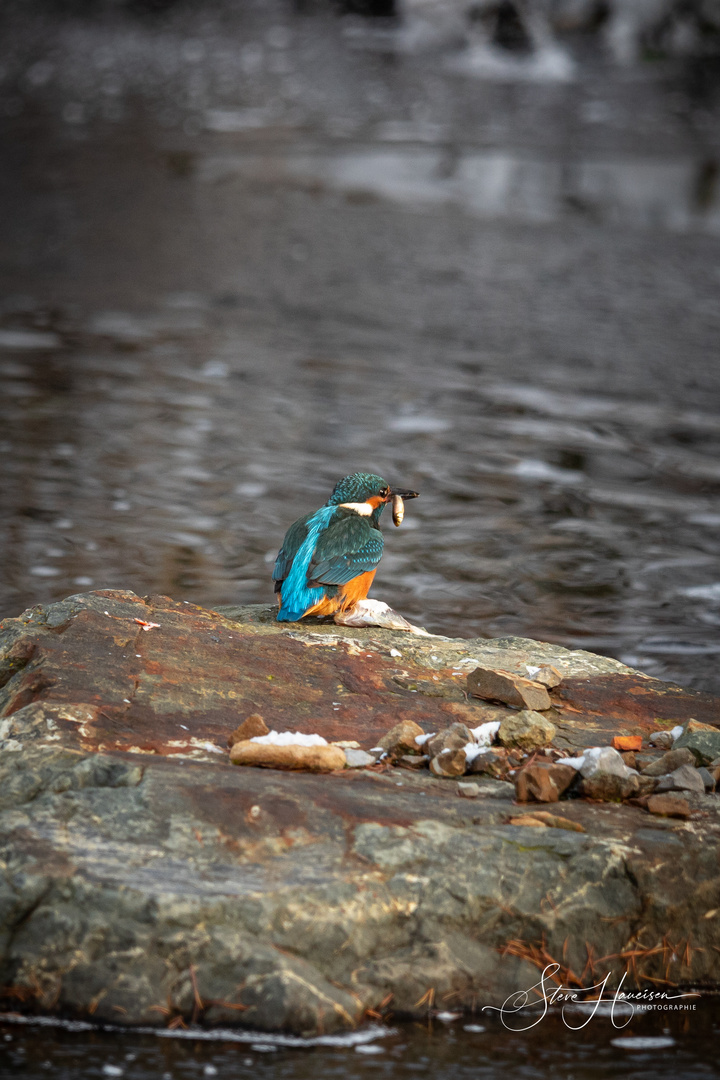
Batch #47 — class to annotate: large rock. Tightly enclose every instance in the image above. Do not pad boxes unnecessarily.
[1,590,720,1034]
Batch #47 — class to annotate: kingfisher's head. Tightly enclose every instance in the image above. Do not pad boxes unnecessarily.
[327,472,419,519]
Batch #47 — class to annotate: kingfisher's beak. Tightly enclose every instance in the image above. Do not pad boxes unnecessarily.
[389,487,419,500]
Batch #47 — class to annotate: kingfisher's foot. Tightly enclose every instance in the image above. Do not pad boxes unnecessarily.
[333,599,430,635]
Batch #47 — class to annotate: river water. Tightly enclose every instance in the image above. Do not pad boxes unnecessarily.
[0,1,719,1071]
[1,4,720,696]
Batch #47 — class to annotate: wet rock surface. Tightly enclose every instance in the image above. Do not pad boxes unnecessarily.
[1,590,720,1035]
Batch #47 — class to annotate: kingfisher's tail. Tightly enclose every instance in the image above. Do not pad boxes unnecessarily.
[277,607,302,622]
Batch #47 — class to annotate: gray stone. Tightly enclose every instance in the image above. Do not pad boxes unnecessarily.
[673,730,720,767]
[641,747,696,777]
[648,731,675,750]
[580,746,633,780]
[497,710,556,750]
[697,767,715,792]
[396,753,429,770]
[343,748,376,769]
[578,771,639,802]
[655,764,705,795]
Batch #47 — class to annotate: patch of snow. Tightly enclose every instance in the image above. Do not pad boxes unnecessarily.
[415,732,436,746]
[435,1011,460,1022]
[470,721,501,747]
[671,724,685,741]
[525,665,540,677]
[556,755,585,769]
[251,730,328,747]
[463,742,488,764]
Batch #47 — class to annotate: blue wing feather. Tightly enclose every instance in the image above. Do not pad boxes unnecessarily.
[308,516,384,585]
[272,513,311,592]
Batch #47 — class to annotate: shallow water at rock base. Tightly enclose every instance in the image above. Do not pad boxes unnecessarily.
[3,1006,720,1080]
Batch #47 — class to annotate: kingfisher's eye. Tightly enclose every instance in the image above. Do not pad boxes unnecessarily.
[381,487,389,496]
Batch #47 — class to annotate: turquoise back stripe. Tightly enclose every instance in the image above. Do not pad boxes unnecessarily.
[277,505,336,621]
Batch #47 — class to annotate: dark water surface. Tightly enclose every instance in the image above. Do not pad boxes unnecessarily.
[2,1005,720,1080]
[2,92,720,690]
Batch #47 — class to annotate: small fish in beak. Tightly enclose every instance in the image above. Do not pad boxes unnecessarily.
[388,487,418,527]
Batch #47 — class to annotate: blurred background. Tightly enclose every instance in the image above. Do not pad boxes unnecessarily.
[0,0,719,691]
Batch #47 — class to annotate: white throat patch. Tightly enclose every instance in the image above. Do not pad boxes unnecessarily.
[339,501,374,516]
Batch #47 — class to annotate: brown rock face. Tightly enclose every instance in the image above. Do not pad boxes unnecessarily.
[467,668,552,711]
[230,741,347,772]
[429,748,468,777]
[377,719,426,760]
[426,722,472,759]
[497,710,556,750]
[647,793,692,818]
[228,713,269,746]
[514,763,577,803]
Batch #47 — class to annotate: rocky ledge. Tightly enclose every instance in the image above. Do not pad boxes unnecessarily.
[1,590,719,1036]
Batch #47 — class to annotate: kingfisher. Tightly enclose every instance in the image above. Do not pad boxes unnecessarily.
[272,471,421,630]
